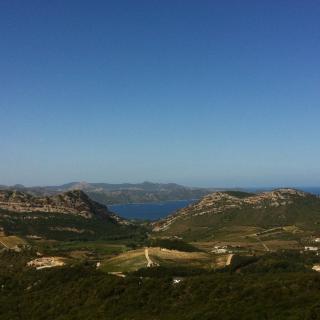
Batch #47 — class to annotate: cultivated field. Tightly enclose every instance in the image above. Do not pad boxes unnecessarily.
[0,235,27,249]
[101,246,233,272]
[101,248,148,272]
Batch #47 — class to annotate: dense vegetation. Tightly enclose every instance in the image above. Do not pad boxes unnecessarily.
[146,238,201,252]
[223,190,256,198]
[229,251,320,273]
[0,209,146,242]
[2,251,320,319]
[157,195,320,241]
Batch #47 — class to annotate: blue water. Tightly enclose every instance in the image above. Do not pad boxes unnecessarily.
[300,187,320,195]
[110,199,196,221]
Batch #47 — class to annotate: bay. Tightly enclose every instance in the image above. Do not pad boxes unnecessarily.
[110,199,196,221]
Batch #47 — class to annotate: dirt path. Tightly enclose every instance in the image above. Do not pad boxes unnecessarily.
[144,248,153,267]
[226,254,234,266]
[244,231,271,252]
[145,248,157,267]
[257,237,270,252]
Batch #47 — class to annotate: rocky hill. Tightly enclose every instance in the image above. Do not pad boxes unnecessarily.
[0,190,146,242]
[152,189,320,240]
[0,189,125,222]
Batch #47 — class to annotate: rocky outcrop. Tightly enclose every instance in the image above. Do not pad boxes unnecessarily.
[153,189,310,232]
[0,189,126,222]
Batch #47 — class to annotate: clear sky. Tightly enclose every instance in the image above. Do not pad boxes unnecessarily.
[0,0,319,188]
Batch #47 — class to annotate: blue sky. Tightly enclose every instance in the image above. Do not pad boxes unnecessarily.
[0,0,319,187]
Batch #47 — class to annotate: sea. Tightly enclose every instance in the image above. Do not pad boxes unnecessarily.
[299,187,320,195]
[109,199,196,221]
[109,187,320,221]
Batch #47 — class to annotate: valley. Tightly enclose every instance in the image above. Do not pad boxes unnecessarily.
[2,187,320,319]
[1,187,320,273]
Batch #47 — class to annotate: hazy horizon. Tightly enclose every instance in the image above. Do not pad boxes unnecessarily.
[1,180,320,191]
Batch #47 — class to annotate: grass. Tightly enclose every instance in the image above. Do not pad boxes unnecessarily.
[28,239,129,263]
[149,247,212,268]
[51,241,127,255]
[100,248,147,272]
[159,219,318,253]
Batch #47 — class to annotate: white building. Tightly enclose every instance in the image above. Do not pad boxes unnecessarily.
[212,246,228,254]
[172,277,183,285]
[304,246,319,251]
[312,265,320,272]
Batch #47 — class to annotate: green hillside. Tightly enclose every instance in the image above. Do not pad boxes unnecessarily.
[0,208,145,242]
[0,190,147,243]
[2,250,320,320]
[153,189,320,243]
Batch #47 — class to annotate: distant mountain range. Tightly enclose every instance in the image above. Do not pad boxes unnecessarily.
[0,182,221,205]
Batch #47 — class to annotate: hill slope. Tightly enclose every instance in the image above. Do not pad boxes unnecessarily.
[0,190,144,241]
[0,189,120,219]
[152,189,320,241]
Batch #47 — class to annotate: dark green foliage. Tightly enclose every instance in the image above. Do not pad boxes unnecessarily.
[2,256,320,320]
[223,250,320,275]
[223,191,256,198]
[0,208,146,242]
[146,238,202,252]
[228,254,260,271]
[238,251,320,273]
[132,265,207,278]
